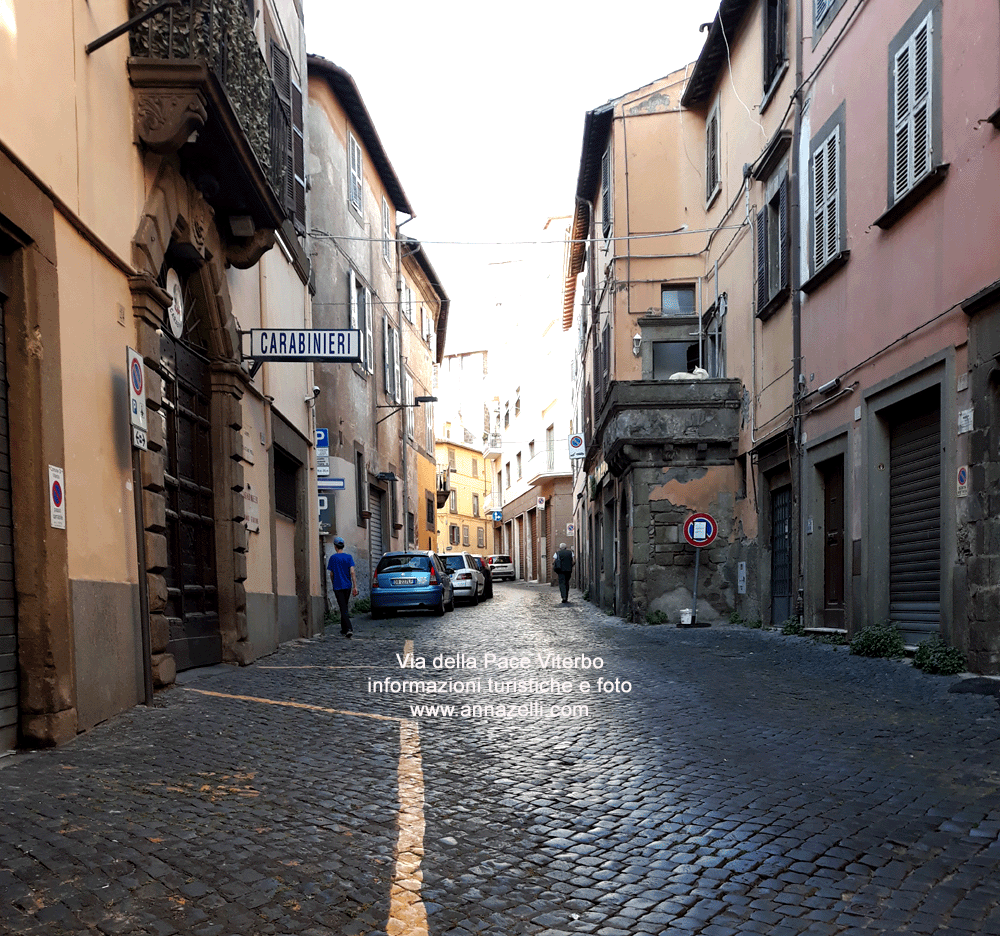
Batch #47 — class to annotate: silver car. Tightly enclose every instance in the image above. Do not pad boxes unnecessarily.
[487,554,515,581]
[441,552,485,605]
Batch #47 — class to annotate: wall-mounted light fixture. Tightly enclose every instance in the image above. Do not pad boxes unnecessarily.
[376,395,438,426]
[632,334,642,356]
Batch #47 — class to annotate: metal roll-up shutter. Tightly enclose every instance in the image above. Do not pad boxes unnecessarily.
[369,488,384,567]
[889,399,941,644]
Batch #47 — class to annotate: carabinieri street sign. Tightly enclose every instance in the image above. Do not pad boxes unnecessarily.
[241,329,362,377]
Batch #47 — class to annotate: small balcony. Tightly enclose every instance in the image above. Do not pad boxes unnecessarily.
[483,432,502,458]
[596,379,742,477]
[128,0,289,259]
[526,448,571,486]
[435,469,451,509]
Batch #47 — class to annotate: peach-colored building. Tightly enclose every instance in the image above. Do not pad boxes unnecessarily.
[435,438,491,561]
[566,66,745,622]
[0,0,322,748]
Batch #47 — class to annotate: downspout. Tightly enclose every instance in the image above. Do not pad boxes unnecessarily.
[791,0,805,623]
[620,104,632,320]
[395,213,416,553]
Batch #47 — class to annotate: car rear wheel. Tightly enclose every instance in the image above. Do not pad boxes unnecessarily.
[434,597,445,616]
[446,594,455,612]
[470,590,479,606]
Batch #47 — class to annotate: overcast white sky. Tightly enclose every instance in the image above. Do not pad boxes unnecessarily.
[303,0,722,352]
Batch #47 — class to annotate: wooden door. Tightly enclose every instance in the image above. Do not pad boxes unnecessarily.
[822,457,845,627]
[162,338,220,671]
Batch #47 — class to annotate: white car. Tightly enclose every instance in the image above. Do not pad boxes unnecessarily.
[442,552,485,605]
[487,554,515,581]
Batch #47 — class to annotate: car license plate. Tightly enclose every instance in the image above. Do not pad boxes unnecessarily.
[396,578,416,585]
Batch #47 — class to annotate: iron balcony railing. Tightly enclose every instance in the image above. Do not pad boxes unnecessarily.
[129,0,288,206]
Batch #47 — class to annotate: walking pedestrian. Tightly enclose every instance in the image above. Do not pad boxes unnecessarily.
[554,542,574,604]
[327,536,359,637]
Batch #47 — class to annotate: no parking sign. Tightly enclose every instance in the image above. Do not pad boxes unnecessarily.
[683,513,718,548]
[49,465,65,529]
[682,513,717,628]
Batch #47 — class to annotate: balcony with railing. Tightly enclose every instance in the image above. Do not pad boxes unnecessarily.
[128,0,289,256]
[483,432,502,458]
[526,446,570,486]
[435,469,451,509]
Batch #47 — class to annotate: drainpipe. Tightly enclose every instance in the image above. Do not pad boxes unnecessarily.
[396,214,416,552]
[791,0,805,623]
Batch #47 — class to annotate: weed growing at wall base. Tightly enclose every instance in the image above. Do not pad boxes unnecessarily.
[781,617,805,636]
[913,634,967,675]
[850,620,905,659]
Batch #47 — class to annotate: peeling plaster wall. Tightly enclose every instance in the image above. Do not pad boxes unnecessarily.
[630,464,740,623]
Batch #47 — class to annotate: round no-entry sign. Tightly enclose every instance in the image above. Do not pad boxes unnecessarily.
[683,513,718,547]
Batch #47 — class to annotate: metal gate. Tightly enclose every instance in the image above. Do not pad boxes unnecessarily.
[162,339,220,671]
[889,396,941,644]
[0,291,16,748]
[770,486,792,626]
[368,487,384,567]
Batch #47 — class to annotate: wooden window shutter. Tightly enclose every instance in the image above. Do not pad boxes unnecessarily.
[891,15,932,203]
[292,82,305,231]
[270,43,294,217]
[383,314,390,395]
[911,19,932,182]
[893,42,911,199]
[778,176,789,290]
[824,129,839,264]
[777,0,786,61]
[393,328,401,403]
[706,113,719,199]
[756,206,768,311]
[271,41,290,101]
[365,288,374,373]
[349,135,363,211]
[601,149,611,240]
[812,139,826,272]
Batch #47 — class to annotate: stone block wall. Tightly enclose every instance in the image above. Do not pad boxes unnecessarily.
[965,305,1000,673]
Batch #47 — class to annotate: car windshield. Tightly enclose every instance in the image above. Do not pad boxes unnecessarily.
[492,555,511,563]
[442,556,467,572]
[376,554,431,573]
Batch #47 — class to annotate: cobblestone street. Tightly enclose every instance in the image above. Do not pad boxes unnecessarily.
[3,582,1000,936]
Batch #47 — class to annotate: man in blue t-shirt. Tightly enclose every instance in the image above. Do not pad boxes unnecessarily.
[327,536,358,637]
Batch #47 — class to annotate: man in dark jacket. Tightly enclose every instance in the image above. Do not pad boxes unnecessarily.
[554,542,574,603]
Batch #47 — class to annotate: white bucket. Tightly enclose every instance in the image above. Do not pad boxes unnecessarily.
[680,608,693,626]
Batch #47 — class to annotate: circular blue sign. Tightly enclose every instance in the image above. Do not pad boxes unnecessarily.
[683,513,717,547]
[130,358,144,395]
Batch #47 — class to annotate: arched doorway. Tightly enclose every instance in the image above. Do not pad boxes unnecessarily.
[157,262,221,668]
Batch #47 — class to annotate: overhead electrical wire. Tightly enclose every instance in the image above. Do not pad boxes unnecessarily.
[307,225,745,248]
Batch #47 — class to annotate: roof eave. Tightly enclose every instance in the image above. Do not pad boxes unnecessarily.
[307,54,413,215]
[680,0,756,108]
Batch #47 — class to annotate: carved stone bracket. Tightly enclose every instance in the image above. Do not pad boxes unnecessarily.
[226,227,276,269]
[134,87,208,154]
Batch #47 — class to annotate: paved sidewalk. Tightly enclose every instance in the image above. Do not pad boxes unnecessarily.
[2,583,1000,935]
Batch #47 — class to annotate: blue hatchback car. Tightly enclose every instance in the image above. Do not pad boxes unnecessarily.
[370,551,455,618]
